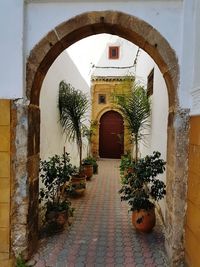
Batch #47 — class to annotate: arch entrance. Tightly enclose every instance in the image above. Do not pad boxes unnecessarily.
[11,11,189,266]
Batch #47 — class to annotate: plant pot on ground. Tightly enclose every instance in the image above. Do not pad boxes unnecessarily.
[119,151,166,232]
[70,170,87,196]
[39,152,74,233]
[82,156,98,179]
[116,80,166,232]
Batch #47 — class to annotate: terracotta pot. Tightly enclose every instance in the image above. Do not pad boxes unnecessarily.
[83,164,93,179]
[56,210,68,227]
[71,174,87,184]
[46,210,56,222]
[71,174,86,196]
[132,208,155,233]
[46,210,68,227]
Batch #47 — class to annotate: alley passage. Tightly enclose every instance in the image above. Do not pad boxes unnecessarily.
[32,160,168,267]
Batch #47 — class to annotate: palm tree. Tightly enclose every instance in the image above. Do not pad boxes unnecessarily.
[116,82,151,161]
[58,81,89,172]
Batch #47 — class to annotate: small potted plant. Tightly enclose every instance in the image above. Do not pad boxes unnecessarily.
[39,152,74,231]
[82,157,94,179]
[119,151,166,232]
[82,156,98,179]
[120,152,133,177]
[59,81,89,194]
[82,121,98,179]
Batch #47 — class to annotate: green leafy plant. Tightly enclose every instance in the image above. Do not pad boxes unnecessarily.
[83,120,97,157]
[119,151,166,212]
[119,152,133,175]
[115,81,150,161]
[115,78,166,229]
[58,81,89,172]
[82,156,98,174]
[16,255,29,267]
[39,152,74,215]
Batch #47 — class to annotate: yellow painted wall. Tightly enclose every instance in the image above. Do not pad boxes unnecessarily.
[185,116,200,267]
[91,78,132,157]
[0,100,12,267]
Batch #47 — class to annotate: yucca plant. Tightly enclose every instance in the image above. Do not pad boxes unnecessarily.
[58,81,89,172]
[116,82,151,161]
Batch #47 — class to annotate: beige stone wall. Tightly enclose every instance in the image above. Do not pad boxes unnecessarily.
[91,78,132,157]
[0,100,12,267]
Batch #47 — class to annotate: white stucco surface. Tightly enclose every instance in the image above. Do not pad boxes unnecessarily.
[24,1,183,58]
[0,0,200,114]
[0,0,24,98]
[40,50,89,165]
[190,0,200,115]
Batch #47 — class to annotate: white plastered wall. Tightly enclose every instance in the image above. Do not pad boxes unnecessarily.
[40,50,89,165]
[1,0,200,115]
[190,0,200,115]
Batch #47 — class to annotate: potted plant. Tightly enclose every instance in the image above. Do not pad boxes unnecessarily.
[39,152,74,231]
[82,121,98,178]
[116,80,166,231]
[119,152,133,177]
[119,151,166,232]
[82,156,99,179]
[58,81,89,194]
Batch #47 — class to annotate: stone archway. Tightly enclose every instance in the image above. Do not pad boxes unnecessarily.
[12,11,189,266]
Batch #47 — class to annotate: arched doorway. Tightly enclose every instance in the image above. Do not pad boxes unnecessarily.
[99,111,124,159]
[11,10,189,265]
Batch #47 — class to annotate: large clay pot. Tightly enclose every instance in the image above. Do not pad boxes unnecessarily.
[83,164,93,179]
[132,208,155,233]
[71,174,86,196]
[46,210,68,231]
[55,210,68,227]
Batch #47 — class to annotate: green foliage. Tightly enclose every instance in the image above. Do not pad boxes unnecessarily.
[58,81,89,170]
[16,255,29,267]
[82,156,98,174]
[83,120,97,157]
[115,82,151,160]
[82,156,97,165]
[39,152,74,215]
[119,151,166,212]
[119,153,133,175]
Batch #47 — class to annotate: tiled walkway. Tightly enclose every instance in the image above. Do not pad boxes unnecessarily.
[32,160,168,267]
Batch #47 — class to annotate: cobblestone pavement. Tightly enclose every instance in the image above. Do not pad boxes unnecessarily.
[31,159,168,267]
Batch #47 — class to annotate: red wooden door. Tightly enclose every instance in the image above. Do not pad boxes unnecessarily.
[99,111,124,159]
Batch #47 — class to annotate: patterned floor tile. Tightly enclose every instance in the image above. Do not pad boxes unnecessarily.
[31,160,168,267]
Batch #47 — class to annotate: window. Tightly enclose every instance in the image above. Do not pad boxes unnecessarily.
[98,94,106,104]
[108,46,120,59]
[147,68,154,97]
